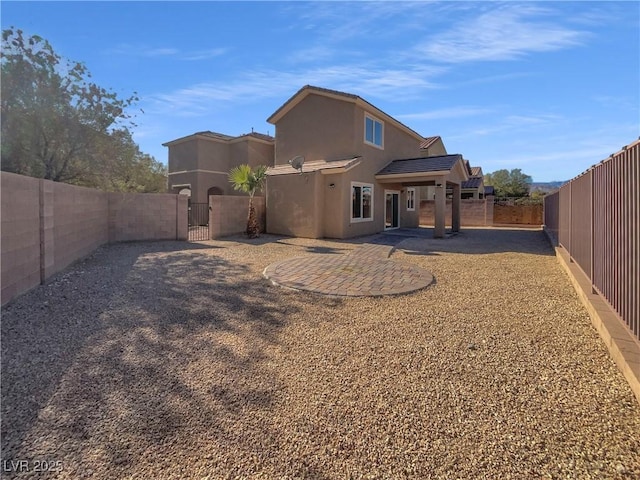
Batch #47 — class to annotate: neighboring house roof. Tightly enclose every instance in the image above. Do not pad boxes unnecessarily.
[419,136,441,149]
[196,131,235,141]
[241,132,275,142]
[266,157,361,176]
[470,166,482,176]
[163,130,274,147]
[376,154,463,176]
[267,85,426,143]
[484,186,495,196]
[462,176,483,189]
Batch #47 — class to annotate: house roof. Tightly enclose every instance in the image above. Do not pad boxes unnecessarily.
[376,154,463,176]
[484,185,495,195]
[267,85,426,142]
[419,136,441,149]
[196,131,235,141]
[462,176,483,189]
[239,132,275,142]
[266,157,361,176]
[163,130,274,147]
[470,166,482,176]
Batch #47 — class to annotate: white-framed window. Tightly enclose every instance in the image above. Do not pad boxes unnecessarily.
[406,188,415,211]
[364,114,383,148]
[351,182,374,222]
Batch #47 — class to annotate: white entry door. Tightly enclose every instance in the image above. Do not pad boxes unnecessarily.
[384,190,400,230]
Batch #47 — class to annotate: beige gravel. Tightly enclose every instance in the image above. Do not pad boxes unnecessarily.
[1,228,639,479]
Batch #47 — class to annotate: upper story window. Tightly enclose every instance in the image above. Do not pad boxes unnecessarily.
[406,188,416,211]
[364,114,383,149]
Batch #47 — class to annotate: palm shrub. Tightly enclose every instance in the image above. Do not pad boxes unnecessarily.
[228,164,268,238]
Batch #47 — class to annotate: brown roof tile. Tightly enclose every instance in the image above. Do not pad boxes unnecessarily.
[267,157,361,176]
[419,136,441,149]
[462,176,483,189]
[377,154,463,175]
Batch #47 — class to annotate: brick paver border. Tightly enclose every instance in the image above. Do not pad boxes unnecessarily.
[263,243,434,297]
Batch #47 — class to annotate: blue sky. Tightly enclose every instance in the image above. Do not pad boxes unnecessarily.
[2,1,638,182]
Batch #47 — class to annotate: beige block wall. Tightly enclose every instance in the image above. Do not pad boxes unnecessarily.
[1,172,42,304]
[210,195,265,239]
[52,181,109,275]
[494,204,543,225]
[109,193,187,242]
[1,172,188,305]
[419,199,492,227]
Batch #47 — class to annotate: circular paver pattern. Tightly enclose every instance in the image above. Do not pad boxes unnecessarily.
[263,252,434,297]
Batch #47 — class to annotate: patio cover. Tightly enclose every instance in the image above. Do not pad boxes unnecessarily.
[375,154,469,238]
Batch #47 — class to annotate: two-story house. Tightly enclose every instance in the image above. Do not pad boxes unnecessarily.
[265,86,469,239]
[163,131,274,203]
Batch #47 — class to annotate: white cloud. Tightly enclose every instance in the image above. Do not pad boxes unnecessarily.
[417,5,587,63]
[397,106,491,121]
[147,63,446,117]
[106,44,226,61]
[183,48,228,61]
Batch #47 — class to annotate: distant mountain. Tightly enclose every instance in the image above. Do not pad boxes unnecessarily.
[529,181,565,193]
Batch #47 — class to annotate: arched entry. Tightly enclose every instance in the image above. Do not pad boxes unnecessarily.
[207,186,223,197]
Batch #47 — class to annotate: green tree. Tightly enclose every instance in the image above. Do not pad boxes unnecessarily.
[484,168,532,197]
[228,164,268,238]
[1,27,166,192]
[91,129,167,192]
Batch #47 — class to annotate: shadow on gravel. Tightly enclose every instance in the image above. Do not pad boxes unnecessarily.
[356,227,555,257]
[1,240,336,477]
[214,228,552,257]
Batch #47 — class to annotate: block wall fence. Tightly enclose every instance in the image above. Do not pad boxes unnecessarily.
[209,196,265,239]
[419,197,495,227]
[1,172,188,305]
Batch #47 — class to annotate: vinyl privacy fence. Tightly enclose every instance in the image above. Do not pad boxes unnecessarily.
[544,139,639,341]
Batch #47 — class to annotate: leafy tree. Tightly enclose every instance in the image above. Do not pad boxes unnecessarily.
[90,128,167,192]
[484,168,532,198]
[228,164,268,238]
[1,27,166,192]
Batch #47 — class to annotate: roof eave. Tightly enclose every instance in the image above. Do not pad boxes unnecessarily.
[375,170,452,181]
[163,133,231,147]
[229,135,274,146]
[267,86,357,124]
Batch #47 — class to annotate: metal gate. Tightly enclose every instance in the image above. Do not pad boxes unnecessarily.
[188,203,209,241]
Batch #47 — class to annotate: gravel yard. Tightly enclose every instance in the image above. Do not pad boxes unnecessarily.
[2,228,639,479]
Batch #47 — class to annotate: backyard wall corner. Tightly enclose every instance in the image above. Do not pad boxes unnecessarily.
[1,171,189,305]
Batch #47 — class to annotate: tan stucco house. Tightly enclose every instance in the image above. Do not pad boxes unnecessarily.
[163,131,274,203]
[265,85,469,239]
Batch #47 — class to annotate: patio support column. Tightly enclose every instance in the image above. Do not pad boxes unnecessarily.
[434,176,446,238]
[452,183,461,233]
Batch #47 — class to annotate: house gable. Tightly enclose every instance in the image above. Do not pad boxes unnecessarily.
[267,85,426,144]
